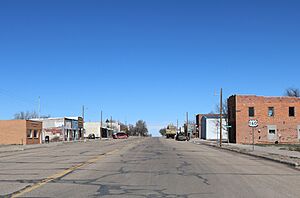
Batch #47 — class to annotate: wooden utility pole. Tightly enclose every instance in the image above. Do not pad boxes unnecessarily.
[176,119,178,134]
[110,116,112,137]
[186,112,188,138]
[220,88,223,147]
[100,110,102,139]
[82,105,85,122]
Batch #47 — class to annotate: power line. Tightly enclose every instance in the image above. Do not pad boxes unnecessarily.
[0,88,36,107]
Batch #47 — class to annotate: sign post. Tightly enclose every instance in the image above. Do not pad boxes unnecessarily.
[248,120,258,151]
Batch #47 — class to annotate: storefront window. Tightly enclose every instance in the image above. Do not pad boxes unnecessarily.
[33,130,39,138]
[27,130,32,138]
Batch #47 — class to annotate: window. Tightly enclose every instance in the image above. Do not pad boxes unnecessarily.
[268,129,276,134]
[249,107,255,117]
[27,130,32,138]
[289,107,295,117]
[33,130,39,138]
[268,107,274,117]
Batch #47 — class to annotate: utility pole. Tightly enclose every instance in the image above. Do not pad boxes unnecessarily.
[186,112,188,138]
[220,88,223,147]
[176,119,179,134]
[110,116,112,137]
[82,105,85,122]
[100,110,102,139]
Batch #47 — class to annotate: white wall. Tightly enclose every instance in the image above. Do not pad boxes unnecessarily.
[84,122,101,138]
[206,118,228,140]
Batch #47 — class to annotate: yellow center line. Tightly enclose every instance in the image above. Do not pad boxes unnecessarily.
[11,148,120,198]
[10,139,143,198]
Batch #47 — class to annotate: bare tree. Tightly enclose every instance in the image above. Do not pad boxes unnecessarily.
[285,88,300,97]
[215,100,228,116]
[135,120,148,136]
[214,100,228,126]
[127,120,149,136]
[14,111,50,120]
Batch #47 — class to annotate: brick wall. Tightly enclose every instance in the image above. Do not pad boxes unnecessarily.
[228,95,300,144]
[0,120,26,145]
[26,120,42,144]
[0,120,42,145]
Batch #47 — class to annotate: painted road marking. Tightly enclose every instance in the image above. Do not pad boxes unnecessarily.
[10,138,144,198]
[11,149,119,198]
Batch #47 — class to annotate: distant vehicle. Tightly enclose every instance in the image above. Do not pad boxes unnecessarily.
[88,134,95,139]
[113,132,128,139]
[175,132,187,141]
[166,124,176,139]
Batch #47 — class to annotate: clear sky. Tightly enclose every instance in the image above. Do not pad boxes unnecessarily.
[0,0,300,136]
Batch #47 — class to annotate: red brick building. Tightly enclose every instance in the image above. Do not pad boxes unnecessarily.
[228,95,300,144]
[0,120,42,145]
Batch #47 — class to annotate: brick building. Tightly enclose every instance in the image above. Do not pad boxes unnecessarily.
[0,120,42,145]
[228,95,300,144]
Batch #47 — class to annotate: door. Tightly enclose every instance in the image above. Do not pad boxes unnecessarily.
[267,125,277,141]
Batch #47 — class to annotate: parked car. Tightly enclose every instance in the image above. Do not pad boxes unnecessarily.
[113,132,128,139]
[88,134,95,139]
[175,132,187,141]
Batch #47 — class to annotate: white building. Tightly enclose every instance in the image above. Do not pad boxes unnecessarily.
[32,117,84,142]
[84,121,121,138]
[200,115,228,141]
[84,122,101,138]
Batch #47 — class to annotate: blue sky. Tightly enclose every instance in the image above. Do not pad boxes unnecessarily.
[0,0,300,136]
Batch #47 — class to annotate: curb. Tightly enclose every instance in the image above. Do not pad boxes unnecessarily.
[191,141,299,170]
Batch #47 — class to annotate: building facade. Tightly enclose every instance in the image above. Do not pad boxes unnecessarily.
[84,121,121,138]
[228,95,300,144]
[200,115,228,140]
[34,117,84,142]
[0,120,42,145]
[84,122,101,138]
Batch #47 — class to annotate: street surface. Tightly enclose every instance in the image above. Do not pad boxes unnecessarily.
[0,137,300,198]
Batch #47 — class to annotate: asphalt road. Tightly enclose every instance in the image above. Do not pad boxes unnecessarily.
[0,137,300,198]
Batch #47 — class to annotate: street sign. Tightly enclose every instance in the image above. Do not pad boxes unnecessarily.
[248,120,258,127]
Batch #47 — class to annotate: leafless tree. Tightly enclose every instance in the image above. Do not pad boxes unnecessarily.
[215,100,228,116]
[134,120,148,136]
[127,120,149,136]
[14,111,50,120]
[285,88,300,97]
[214,100,228,126]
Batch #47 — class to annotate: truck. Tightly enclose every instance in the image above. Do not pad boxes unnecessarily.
[165,124,177,139]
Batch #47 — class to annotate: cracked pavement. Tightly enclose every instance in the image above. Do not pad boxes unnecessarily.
[0,137,300,197]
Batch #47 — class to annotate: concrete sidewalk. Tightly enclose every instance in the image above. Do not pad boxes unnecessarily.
[190,138,300,169]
